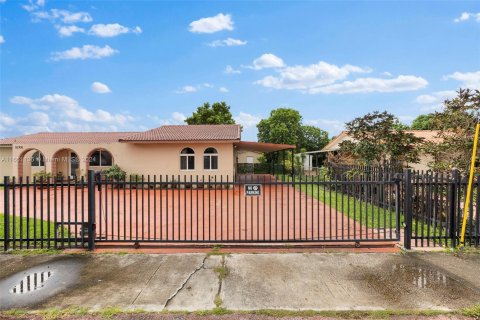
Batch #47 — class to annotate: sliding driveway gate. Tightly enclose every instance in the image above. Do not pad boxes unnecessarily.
[2,170,401,250]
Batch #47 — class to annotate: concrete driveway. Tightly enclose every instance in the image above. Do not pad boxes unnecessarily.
[0,252,479,312]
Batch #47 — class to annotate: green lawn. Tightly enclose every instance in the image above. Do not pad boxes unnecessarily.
[0,213,71,249]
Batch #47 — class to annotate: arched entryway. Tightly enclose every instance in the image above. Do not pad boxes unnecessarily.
[18,148,46,178]
[51,148,80,178]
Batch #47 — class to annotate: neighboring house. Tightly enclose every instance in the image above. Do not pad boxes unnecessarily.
[317,130,441,171]
[0,124,294,180]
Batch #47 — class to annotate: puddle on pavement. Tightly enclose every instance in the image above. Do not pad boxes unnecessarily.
[391,264,451,289]
[360,262,479,307]
[10,270,53,294]
[0,259,83,310]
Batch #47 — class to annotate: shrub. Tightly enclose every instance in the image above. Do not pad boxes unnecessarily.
[33,170,52,181]
[102,165,126,181]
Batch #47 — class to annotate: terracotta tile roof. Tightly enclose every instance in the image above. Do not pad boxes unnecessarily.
[404,130,441,143]
[121,124,241,142]
[0,132,138,145]
[320,130,441,152]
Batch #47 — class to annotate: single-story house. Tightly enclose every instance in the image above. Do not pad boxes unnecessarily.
[0,124,294,180]
[317,130,440,171]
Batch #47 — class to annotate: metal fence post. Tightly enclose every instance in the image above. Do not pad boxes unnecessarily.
[403,169,412,249]
[394,174,401,241]
[3,176,9,251]
[449,170,459,248]
[87,170,96,250]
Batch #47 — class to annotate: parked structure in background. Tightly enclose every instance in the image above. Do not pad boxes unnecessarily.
[0,124,294,180]
[316,130,441,171]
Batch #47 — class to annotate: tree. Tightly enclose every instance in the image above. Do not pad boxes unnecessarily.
[411,114,438,130]
[257,108,303,147]
[339,111,423,165]
[299,125,329,151]
[424,89,480,173]
[185,102,235,125]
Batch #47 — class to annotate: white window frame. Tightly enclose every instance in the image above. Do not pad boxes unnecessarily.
[89,150,113,167]
[180,148,195,171]
[31,151,45,167]
[203,147,218,171]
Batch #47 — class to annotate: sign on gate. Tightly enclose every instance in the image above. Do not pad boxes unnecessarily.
[244,184,261,196]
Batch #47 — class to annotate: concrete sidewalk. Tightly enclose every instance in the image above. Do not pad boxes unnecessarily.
[0,252,479,312]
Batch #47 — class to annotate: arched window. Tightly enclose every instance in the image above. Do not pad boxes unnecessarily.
[203,147,218,170]
[180,147,195,170]
[89,149,113,166]
[31,151,45,167]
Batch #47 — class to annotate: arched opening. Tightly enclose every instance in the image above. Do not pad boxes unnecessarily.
[203,147,218,170]
[180,147,195,170]
[87,149,114,171]
[18,148,46,178]
[51,148,80,178]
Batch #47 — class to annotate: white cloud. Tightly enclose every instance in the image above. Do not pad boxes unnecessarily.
[255,61,372,91]
[304,119,344,135]
[91,82,112,94]
[307,75,428,94]
[27,112,50,126]
[9,93,133,125]
[454,12,480,23]
[208,37,247,47]
[0,35,4,44]
[55,25,85,37]
[0,113,16,126]
[0,113,17,133]
[250,53,285,70]
[175,83,217,93]
[32,9,93,24]
[89,23,142,37]
[175,85,198,94]
[51,45,118,61]
[147,112,186,125]
[22,0,44,12]
[225,65,241,74]
[415,90,457,104]
[443,70,480,89]
[234,112,261,128]
[219,87,229,93]
[189,13,234,33]
[382,71,392,77]
[172,112,186,123]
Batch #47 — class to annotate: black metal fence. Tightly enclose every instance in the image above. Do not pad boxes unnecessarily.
[2,171,400,250]
[2,168,479,250]
[403,170,480,248]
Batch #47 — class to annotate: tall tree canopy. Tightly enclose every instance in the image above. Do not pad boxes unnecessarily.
[410,114,438,130]
[185,102,235,125]
[299,125,329,151]
[424,89,480,173]
[257,108,329,151]
[339,111,423,165]
[257,108,303,147]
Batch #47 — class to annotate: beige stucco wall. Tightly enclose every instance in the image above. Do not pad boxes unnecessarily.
[5,141,235,179]
[0,146,13,177]
[236,150,262,164]
[407,154,434,172]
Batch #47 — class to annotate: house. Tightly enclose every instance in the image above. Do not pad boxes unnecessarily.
[317,130,441,171]
[0,124,294,180]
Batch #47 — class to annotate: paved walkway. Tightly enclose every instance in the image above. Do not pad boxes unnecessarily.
[1,252,479,312]
[2,185,395,243]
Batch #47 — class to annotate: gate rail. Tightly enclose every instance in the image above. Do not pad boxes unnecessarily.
[2,171,400,249]
[3,169,479,250]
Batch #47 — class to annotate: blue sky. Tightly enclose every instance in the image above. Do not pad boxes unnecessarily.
[1,1,479,141]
